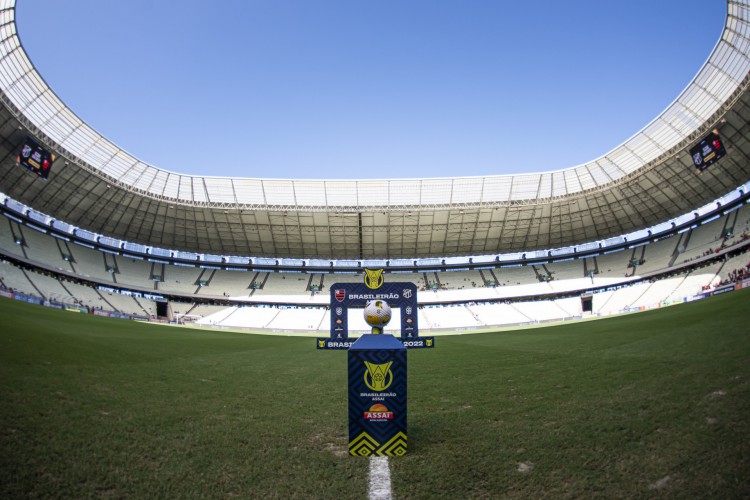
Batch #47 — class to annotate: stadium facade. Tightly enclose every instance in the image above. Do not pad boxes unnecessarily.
[0,1,749,263]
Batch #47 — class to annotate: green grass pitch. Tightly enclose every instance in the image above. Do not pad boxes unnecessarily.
[1,289,749,498]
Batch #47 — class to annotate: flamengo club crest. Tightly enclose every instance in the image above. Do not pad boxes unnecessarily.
[335,289,346,302]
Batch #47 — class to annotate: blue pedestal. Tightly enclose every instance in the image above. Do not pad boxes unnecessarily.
[348,334,407,456]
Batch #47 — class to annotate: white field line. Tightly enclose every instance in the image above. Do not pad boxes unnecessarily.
[368,456,392,500]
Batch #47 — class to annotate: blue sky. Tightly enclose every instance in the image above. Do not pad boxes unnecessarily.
[16,1,725,180]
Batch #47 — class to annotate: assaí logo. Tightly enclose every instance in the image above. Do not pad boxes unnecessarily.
[364,403,393,421]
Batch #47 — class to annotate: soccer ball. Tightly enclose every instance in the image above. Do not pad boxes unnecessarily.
[363,299,392,328]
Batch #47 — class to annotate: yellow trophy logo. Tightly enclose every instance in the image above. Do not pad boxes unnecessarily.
[426,338,433,347]
[364,361,393,391]
[364,268,384,290]
[318,339,326,348]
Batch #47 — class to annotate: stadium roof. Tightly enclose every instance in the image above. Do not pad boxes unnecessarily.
[1,0,750,259]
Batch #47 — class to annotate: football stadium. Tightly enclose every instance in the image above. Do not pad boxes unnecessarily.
[1,0,750,497]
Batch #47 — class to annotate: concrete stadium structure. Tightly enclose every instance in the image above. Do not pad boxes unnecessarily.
[2,197,749,330]
[1,0,750,332]
[0,1,749,261]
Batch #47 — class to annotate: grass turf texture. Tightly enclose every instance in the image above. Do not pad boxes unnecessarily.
[1,291,749,498]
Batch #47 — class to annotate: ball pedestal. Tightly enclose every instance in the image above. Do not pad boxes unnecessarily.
[347,333,407,456]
